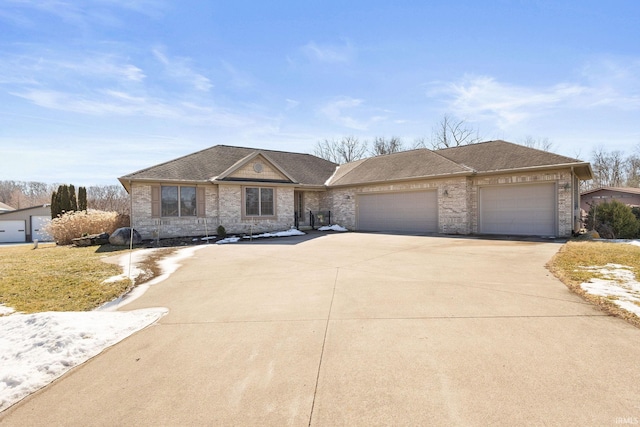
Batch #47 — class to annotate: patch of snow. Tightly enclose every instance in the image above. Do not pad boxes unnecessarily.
[216,236,240,244]
[580,264,640,317]
[201,236,217,241]
[99,246,206,312]
[628,240,640,247]
[0,304,15,316]
[0,308,167,411]
[318,224,348,232]
[242,228,306,239]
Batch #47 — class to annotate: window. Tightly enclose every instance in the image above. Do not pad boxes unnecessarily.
[245,187,275,217]
[161,186,197,217]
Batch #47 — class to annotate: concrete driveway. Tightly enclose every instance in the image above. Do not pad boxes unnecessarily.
[2,233,640,426]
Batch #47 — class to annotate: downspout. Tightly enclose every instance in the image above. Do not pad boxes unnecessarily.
[570,167,576,234]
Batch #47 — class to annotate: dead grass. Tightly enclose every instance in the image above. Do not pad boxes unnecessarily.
[0,243,132,313]
[548,241,640,328]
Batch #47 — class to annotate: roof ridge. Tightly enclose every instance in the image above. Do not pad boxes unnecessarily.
[428,149,477,173]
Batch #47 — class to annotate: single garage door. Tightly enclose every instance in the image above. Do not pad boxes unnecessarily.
[357,190,438,233]
[480,183,556,236]
[0,220,26,243]
[32,216,53,242]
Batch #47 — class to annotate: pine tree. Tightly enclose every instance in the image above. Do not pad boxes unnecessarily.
[69,184,78,211]
[59,185,70,214]
[51,190,58,218]
[78,186,87,211]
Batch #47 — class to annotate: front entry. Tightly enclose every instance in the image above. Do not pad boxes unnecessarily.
[294,191,305,228]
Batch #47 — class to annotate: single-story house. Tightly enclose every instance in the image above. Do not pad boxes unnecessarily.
[0,204,52,243]
[581,187,640,213]
[118,140,593,239]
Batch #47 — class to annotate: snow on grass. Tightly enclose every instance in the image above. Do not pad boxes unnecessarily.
[0,308,167,411]
[99,246,206,311]
[0,245,206,412]
[0,304,15,316]
[318,224,348,232]
[580,263,640,317]
[628,240,640,247]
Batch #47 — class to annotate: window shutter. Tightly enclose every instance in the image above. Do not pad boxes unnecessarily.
[151,186,160,218]
[197,187,206,217]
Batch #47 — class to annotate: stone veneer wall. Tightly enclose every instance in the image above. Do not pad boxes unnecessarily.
[130,183,219,239]
[328,177,469,234]
[468,168,574,236]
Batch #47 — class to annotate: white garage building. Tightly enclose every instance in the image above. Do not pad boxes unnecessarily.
[0,205,53,243]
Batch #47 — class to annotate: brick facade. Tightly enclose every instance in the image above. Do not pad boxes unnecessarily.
[129,168,579,239]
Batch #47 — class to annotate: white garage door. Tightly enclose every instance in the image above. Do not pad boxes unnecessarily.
[357,191,438,233]
[480,184,556,236]
[32,216,53,242]
[0,220,26,243]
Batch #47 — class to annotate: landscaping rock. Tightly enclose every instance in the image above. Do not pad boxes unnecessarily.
[109,227,142,246]
[72,233,110,247]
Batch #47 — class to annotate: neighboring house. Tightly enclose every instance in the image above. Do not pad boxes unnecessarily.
[581,187,640,213]
[119,140,592,239]
[0,204,52,243]
[0,202,14,213]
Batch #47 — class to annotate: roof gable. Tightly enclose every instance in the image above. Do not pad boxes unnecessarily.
[218,152,294,183]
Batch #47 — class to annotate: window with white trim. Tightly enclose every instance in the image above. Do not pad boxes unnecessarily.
[245,187,274,216]
[161,186,197,217]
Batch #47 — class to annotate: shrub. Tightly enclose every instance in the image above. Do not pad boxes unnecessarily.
[45,210,130,245]
[216,225,227,239]
[588,200,640,239]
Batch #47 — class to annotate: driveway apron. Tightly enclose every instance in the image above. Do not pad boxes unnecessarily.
[2,233,640,426]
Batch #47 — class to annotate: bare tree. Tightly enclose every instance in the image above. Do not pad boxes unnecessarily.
[521,136,554,152]
[313,136,368,164]
[0,180,56,209]
[370,136,404,156]
[626,145,640,187]
[87,185,130,215]
[591,147,625,188]
[430,114,481,149]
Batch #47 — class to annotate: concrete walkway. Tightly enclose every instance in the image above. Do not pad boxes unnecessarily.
[2,233,640,426]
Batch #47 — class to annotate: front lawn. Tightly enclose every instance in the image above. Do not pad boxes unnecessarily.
[0,244,132,313]
[548,241,640,327]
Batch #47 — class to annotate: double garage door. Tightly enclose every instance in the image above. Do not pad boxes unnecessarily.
[479,183,556,236]
[357,190,438,233]
[356,184,557,236]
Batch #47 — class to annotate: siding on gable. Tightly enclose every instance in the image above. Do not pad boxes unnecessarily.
[227,158,289,181]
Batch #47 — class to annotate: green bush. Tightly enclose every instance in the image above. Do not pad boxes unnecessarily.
[588,200,640,239]
[216,225,227,239]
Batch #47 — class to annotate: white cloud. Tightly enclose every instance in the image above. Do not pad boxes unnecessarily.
[285,98,300,110]
[431,61,640,130]
[302,41,354,63]
[9,88,252,127]
[319,97,386,130]
[0,52,145,85]
[152,48,212,92]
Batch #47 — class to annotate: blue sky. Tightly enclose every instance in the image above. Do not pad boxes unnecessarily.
[1,0,639,186]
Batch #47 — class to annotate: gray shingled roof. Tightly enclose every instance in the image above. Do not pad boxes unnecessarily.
[327,149,472,186]
[119,145,338,186]
[435,140,585,172]
[120,140,593,190]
